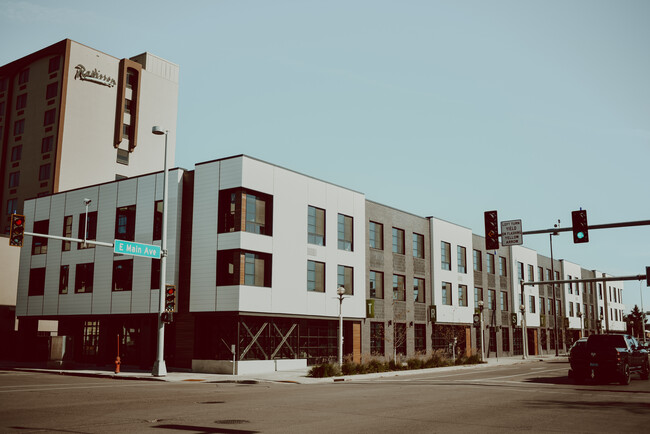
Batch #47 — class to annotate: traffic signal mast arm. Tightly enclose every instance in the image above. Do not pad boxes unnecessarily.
[520,219,650,236]
[22,231,114,248]
[520,273,648,287]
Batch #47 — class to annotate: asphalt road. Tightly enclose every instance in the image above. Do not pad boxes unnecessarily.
[1,360,649,433]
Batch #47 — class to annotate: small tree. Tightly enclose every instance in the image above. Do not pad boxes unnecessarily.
[626,305,647,338]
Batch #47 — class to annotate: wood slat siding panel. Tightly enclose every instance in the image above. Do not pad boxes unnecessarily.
[216,286,240,311]
[91,183,117,315]
[26,296,44,316]
[44,195,65,316]
[110,290,132,314]
[190,163,219,312]
[131,176,156,313]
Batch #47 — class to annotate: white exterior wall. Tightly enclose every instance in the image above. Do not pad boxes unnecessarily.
[510,246,539,327]
[429,217,473,324]
[16,169,184,317]
[57,42,178,192]
[190,156,366,319]
[598,272,626,332]
[561,261,583,331]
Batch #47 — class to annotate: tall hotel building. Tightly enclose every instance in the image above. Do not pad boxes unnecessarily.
[0,40,179,357]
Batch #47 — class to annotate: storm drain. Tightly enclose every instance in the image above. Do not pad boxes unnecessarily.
[214,420,250,425]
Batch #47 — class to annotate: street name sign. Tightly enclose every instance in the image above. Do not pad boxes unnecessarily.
[114,239,161,259]
[501,219,523,246]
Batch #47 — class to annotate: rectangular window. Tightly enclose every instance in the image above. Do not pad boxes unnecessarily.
[517,262,524,281]
[41,136,54,153]
[598,284,602,299]
[44,109,56,126]
[502,328,510,353]
[216,249,272,287]
[393,274,406,301]
[11,145,22,162]
[441,282,452,305]
[369,270,384,299]
[567,275,573,294]
[307,260,325,292]
[122,123,131,139]
[500,291,509,311]
[124,98,132,114]
[488,289,496,310]
[473,250,482,271]
[153,200,163,241]
[538,266,543,281]
[8,172,19,188]
[413,233,424,258]
[548,298,554,315]
[414,277,425,303]
[370,322,385,356]
[62,215,73,251]
[369,221,383,250]
[529,295,536,313]
[29,268,46,296]
[218,188,273,236]
[569,302,574,317]
[457,246,467,273]
[150,258,160,290]
[528,264,534,282]
[307,206,326,246]
[115,205,136,241]
[116,148,129,165]
[75,263,94,293]
[48,57,60,73]
[577,281,580,296]
[59,265,69,294]
[14,119,25,135]
[78,211,97,249]
[18,69,29,84]
[540,297,545,314]
[392,227,405,254]
[39,164,51,181]
[487,253,495,274]
[414,324,426,353]
[337,265,353,295]
[46,82,58,99]
[499,257,507,276]
[458,284,468,306]
[474,287,483,309]
[441,241,451,270]
[337,214,353,251]
[16,93,27,110]
[32,220,49,255]
[112,260,133,291]
[6,198,17,215]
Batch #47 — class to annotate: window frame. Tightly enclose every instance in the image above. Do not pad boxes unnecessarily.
[414,277,425,303]
[337,213,353,251]
[112,259,134,292]
[441,241,451,271]
[337,265,354,295]
[393,274,406,301]
[412,233,424,259]
[458,284,468,307]
[369,270,384,299]
[392,227,405,254]
[369,221,383,250]
[307,206,325,246]
[441,281,452,305]
[75,263,94,293]
[28,268,46,296]
[307,260,325,293]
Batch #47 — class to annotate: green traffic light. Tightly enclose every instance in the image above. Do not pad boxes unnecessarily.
[577,232,585,239]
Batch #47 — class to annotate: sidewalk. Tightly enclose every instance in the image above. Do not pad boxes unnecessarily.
[1,354,568,385]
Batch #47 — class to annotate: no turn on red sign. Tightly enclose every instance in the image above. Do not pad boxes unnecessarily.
[501,219,522,246]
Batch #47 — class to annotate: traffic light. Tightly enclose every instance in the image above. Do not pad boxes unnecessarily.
[571,210,589,243]
[484,210,499,250]
[9,214,25,247]
[164,285,176,312]
[161,311,173,324]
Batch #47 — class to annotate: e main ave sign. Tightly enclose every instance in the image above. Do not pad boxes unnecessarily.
[114,239,161,259]
[501,219,523,246]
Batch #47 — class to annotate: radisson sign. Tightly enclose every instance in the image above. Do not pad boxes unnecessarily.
[74,64,116,88]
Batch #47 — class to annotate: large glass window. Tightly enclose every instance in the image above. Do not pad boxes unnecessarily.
[499,257,507,276]
[442,282,452,305]
[517,262,524,281]
[369,221,383,250]
[500,291,509,311]
[307,260,325,292]
[75,263,94,293]
[44,109,56,126]
[59,265,69,294]
[414,324,426,353]
[414,277,425,303]
[153,200,163,241]
[369,271,384,299]
[112,260,133,291]
[28,268,46,296]
[473,250,482,271]
[413,233,424,258]
[151,258,160,290]
[8,172,19,188]
[218,188,273,236]
[393,274,406,301]
[441,241,451,270]
[62,215,73,251]
[392,227,404,254]
[337,265,353,295]
[458,284,468,306]
[41,136,54,153]
[216,249,272,287]
[488,289,496,310]
[78,211,97,249]
[307,206,325,246]
[115,205,136,241]
[337,214,353,251]
[32,220,49,255]
[457,246,467,273]
[474,287,483,309]
[39,164,51,181]
[370,322,385,356]
[46,82,58,99]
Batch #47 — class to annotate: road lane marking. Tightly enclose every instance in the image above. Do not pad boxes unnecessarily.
[0,382,160,393]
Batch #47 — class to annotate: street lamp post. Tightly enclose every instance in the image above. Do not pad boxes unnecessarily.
[549,224,560,356]
[577,311,583,338]
[478,300,485,361]
[151,126,169,377]
[336,287,346,366]
[520,302,527,360]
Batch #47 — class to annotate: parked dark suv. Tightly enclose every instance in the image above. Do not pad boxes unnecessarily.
[571,334,649,384]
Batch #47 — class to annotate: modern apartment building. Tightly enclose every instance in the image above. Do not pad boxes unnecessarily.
[1,39,179,356]
[15,155,628,372]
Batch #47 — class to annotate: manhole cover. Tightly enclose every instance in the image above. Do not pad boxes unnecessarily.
[215,420,250,425]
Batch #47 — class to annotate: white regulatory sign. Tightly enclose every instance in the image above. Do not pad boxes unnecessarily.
[501,219,523,246]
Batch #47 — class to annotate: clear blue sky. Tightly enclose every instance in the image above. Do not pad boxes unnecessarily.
[2,0,649,313]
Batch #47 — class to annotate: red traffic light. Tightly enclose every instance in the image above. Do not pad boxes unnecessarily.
[9,214,26,247]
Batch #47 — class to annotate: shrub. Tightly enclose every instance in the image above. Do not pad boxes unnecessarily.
[308,362,341,378]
